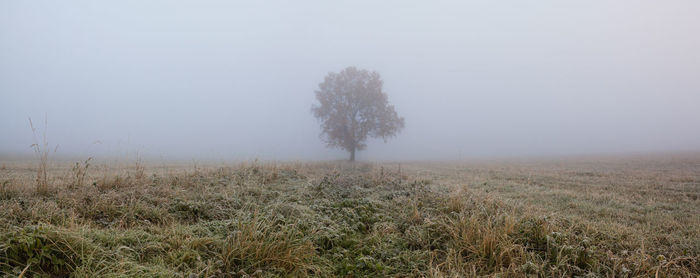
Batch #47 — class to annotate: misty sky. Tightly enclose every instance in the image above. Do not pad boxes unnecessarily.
[1,1,699,161]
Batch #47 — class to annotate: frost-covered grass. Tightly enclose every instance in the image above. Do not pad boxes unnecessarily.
[0,157,698,277]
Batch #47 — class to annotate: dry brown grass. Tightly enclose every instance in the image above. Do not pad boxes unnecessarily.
[28,117,51,195]
[220,213,317,275]
[0,155,697,277]
[68,157,92,189]
[414,154,700,276]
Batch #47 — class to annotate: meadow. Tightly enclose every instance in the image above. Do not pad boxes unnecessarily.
[0,154,698,277]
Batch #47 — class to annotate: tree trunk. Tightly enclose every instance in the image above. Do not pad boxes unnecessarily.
[349,147,356,161]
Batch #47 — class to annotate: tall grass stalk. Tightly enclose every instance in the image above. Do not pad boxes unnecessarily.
[29,116,53,195]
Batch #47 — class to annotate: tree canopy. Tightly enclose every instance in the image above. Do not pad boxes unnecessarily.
[312,67,405,161]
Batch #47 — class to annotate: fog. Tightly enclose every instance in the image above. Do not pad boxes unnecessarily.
[2,1,699,161]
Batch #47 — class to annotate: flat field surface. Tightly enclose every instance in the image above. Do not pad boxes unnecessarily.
[0,155,698,277]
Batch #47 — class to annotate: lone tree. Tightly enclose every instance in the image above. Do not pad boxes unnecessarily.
[312,67,405,161]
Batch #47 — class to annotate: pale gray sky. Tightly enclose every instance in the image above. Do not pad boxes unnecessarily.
[1,1,699,161]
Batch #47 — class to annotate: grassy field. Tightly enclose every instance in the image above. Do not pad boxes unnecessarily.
[0,155,698,277]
